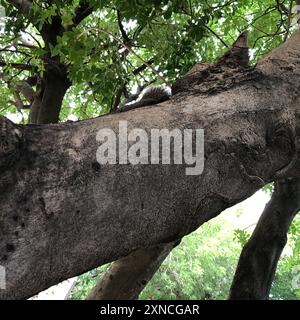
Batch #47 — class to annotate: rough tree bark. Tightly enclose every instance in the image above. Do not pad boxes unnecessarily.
[86,31,250,300]
[229,178,300,300]
[0,30,300,300]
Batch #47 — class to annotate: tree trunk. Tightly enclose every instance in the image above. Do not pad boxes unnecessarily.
[0,30,300,300]
[37,66,70,124]
[229,178,300,300]
[86,241,180,300]
[29,65,70,125]
[28,76,44,124]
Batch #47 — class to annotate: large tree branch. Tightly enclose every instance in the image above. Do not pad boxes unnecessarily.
[229,178,300,299]
[86,241,180,300]
[0,31,300,300]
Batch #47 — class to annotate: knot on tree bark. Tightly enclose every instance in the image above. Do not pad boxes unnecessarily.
[0,116,23,171]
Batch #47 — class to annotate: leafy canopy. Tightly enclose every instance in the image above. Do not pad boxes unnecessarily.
[0,0,295,121]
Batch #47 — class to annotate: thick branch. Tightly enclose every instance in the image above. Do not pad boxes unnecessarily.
[86,241,179,300]
[229,178,300,299]
[0,31,300,300]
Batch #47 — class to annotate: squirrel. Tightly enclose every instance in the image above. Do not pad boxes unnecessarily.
[117,32,248,112]
[118,86,171,112]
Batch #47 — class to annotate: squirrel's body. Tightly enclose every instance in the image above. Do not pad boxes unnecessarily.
[118,86,171,112]
[117,32,249,112]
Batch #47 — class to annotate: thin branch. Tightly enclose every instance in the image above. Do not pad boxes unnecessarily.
[0,105,12,114]
[21,31,42,48]
[94,28,169,86]
[0,47,32,57]
[117,10,131,44]
[276,0,290,14]
[0,60,34,71]
[132,59,154,75]
[203,25,229,48]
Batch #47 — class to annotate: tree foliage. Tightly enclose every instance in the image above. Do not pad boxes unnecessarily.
[0,0,296,121]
